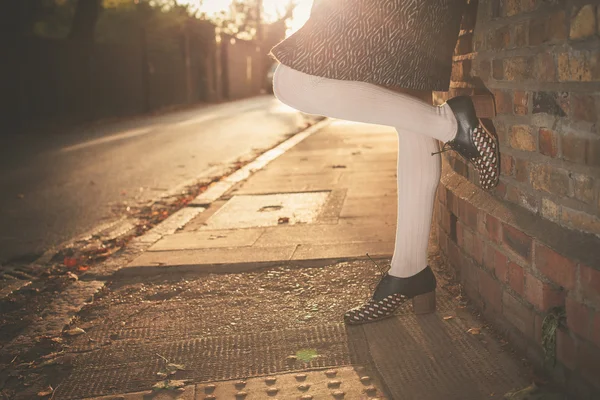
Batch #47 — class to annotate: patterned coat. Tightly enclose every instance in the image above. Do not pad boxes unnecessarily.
[270,0,467,91]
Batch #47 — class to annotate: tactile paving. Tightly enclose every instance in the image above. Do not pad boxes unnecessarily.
[196,367,388,400]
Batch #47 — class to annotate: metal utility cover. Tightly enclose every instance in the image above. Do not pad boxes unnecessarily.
[202,192,330,229]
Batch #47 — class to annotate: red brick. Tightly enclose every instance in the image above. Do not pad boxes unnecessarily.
[535,244,577,290]
[558,51,596,82]
[566,297,592,339]
[578,342,600,389]
[563,135,600,167]
[514,158,529,182]
[572,94,597,123]
[529,11,567,45]
[509,125,536,151]
[538,128,558,157]
[580,264,600,305]
[503,0,537,17]
[592,314,600,349]
[477,59,491,80]
[459,200,478,230]
[560,207,600,235]
[439,229,449,254]
[494,180,507,198]
[530,163,571,197]
[448,239,461,268]
[503,57,535,81]
[505,185,538,214]
[571,173,595,205]
[438,186,447,206]
[503,291,535,339]
[513,91,529,115]
[570,5,597,40]
[524,273,566,312]
[485,215,502,244]
[514,22,527,47]
[492,58,504,80]
[478,268,503,313]
[451,60,472,82]
[462,228,475,259]
[455,34,474,56]
[446,189,459,215]
[492,90,512,114]
[456,220,464,247]
[502,224,533,262]
[495,248,509,283]
[501,154,515,176]
[534,52,557,82]
[477,210,487,236]
[557,328,578,370]
[508,262,525,295]
[472,235,484,265]
[439,206,451,234]
[488,25,511,50]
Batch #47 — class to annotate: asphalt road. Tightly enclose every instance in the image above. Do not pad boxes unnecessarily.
[0,96,315,264]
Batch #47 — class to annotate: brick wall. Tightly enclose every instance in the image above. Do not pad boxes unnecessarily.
[434,0,600,398]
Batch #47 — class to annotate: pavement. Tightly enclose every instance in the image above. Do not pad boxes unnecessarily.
[27,120,536,399]
[0,96,312,264]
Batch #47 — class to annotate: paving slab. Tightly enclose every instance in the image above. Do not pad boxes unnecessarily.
[123,246,298,274]
[339,197,397,218]
[201,192,330,230]
[291,241,394,261]
[122,122,402,273]
[149,229,265,251]
[253,224,395,247]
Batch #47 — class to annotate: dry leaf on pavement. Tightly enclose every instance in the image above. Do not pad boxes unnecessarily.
[64,327,86,336]
[467,327,481,335]
[64,257,78,268]
[37,386,53,397]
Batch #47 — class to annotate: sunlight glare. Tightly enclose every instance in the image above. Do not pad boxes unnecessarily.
[177,0,313,35]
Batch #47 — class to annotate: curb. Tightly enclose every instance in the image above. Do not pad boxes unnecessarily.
[0,118,331,362]
[113,254,392,278]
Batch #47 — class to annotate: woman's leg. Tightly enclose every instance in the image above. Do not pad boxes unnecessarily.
[274,63,442,278]
[273,64,457,143]
[390,129,441,278]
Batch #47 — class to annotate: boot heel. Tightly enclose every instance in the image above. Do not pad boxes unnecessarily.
[412,291,436,315]
[472,94,496,118]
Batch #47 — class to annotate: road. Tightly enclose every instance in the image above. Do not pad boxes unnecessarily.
[0,96,315,264]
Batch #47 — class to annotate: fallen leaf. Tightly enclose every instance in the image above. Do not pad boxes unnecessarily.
[66,272,78,281]
[467,327,481,335]
[77,265,90,272]
[443,316,454,321]
[37,386,53,397]
[64,257,78,268]
[166,363,186,373]
[152,379,186,391]
[296,349,318,363]
[64,327,86,336]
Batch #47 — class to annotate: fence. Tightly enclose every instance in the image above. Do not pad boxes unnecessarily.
[1,20,271,134]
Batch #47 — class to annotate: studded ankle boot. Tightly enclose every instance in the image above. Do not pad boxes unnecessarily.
[433,95,500,191]
[343,266,437,325]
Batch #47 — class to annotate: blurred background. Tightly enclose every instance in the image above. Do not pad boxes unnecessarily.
[0,0,317,266]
